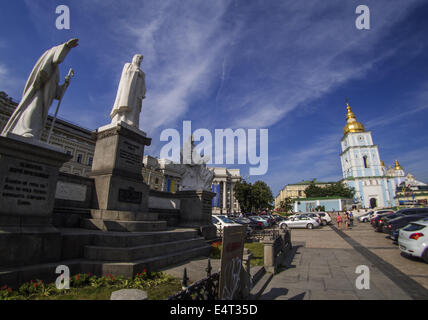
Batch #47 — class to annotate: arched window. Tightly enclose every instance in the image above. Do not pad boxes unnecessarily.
[363,155,369,168]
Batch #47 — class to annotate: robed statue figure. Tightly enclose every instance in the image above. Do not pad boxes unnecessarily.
[1,38,78,140]
[110,54,146,128]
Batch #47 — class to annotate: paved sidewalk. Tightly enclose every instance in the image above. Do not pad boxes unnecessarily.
[260,244,411,300]
[260,221,428,300]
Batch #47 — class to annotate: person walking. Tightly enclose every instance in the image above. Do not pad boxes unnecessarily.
[343,211,349,230]
[349,211,354,228]
[336,212,342,229]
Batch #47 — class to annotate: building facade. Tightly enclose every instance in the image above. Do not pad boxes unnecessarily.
[275,180,334,208]
[0,92,95,177]
[211,168,241,214]
[340,101,426,208]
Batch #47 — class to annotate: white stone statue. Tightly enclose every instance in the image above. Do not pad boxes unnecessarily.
[110,54,146,128]
[1,39,78,140]
[178,136,215,191]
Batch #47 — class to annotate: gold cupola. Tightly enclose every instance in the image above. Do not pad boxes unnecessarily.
[394,160,403,171]
[380,160,385,167]
[343,101,365,135]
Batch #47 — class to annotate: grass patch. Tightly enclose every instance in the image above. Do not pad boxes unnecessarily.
[0,272,182,301]
[209,241,264,267]
[244,242,264,267]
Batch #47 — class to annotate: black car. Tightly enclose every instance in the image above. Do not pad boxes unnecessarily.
[243,216,264,230]
[381,208,428,230]
[372,212,397,232]
[384,212,428,240]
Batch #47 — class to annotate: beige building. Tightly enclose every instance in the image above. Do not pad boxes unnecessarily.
[275,180,335,208]
[211,167,241,214]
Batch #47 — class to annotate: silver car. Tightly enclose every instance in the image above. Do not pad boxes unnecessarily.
[280,216,320,229]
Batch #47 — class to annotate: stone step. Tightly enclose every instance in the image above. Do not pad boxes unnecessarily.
[81,218,168,232]
[84,237,207,262]
[80,245,212,278]
[90,209,159,221]
[92,229,200,247]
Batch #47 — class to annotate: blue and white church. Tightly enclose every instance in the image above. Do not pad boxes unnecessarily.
[340,101,424,209]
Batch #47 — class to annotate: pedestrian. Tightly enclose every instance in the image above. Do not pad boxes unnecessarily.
[343,211,349,230]
[349,211,354,228]
[336,212,342,229]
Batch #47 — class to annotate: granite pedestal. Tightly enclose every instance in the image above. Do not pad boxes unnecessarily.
[0,134,71,268]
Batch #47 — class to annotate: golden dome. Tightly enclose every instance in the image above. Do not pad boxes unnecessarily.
[343,102,365,135]
[394,160,403,171]
[380,160,385,167]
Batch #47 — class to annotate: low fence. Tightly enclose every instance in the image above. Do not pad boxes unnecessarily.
[167,260,220,300]
[262,228,292,273]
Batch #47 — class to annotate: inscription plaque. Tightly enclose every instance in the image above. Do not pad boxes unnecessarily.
[1,161,50,207]
[118,187,142,204]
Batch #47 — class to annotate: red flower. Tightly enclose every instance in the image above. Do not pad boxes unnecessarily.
[7,288,12,293]
[30,280,33,284]
[1,285,7,290]
[143,269,147,274]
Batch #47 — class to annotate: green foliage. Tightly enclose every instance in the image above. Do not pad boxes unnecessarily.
[279,197,294,213]
[0,271,181,300]
[234,180,274,212]
[315,205,326,212]
[305,181,355,199]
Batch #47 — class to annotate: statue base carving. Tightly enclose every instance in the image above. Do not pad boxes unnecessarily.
[90,122,152,213]
[0,134,71,268]
[176,190,217,240]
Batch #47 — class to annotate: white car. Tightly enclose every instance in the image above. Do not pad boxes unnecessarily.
[398,218,428,263]
[317,212,332,225]
[359,211,374,222]
[370,209,394,220]
[212,215,240,235]
[280,216,320,229]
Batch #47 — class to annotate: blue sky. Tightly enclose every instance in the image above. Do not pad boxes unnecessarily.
[1,0,428,196]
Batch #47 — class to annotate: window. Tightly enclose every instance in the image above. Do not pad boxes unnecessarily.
[77,154,83,164]
[88,157,93,166]
[363,155,369,168]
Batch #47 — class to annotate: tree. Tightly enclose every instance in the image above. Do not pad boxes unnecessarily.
[234,180,253,213]
[279,197,294,213]
[305,181,355,199]
[251,181,274,211]
[234,180,274,212]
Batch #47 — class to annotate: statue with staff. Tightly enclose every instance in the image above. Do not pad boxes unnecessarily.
[1,38,78,140]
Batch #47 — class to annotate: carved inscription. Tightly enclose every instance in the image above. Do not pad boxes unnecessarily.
[119,140,142,166]
[118,187,142,204]
[1,162,50,206]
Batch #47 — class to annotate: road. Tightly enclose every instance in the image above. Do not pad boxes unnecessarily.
[259,219,428,300]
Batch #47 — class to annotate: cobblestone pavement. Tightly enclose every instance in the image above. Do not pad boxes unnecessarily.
[260,220,428,300]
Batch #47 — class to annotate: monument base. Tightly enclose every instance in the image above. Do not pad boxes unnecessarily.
[0,135,71,268]
[176,190,217,240]
[90,122,151,212]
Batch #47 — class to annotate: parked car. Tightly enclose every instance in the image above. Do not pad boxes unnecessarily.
[370,209,395,221]
[359,211,374,222]
[247,215,269,228]
[384,213,428,240]
[372,212,398,232]
[233,217,262,231]
[301,213,322,225]
[260,215,275,226]
[317,212,332,225]
[377,208,428,232]
[279,216,320,229]
[398,218,428,263]
[212,215,240,235]
[272,214,286,224]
